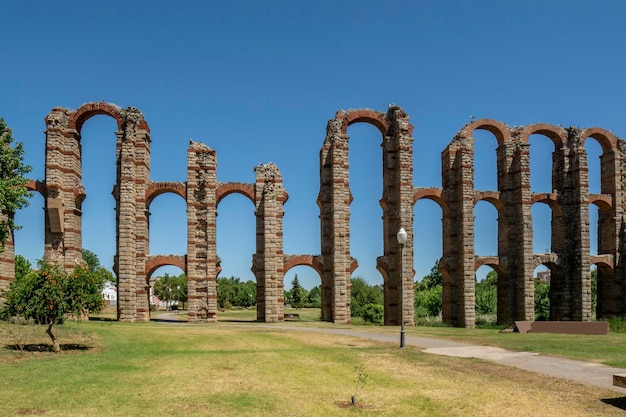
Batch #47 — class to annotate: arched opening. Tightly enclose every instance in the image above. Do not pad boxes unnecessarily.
[472,129,498,192]
[585,137,603,195]
[531,202,552,254]
[413,196,444,325]
[79,115,118,273]
[347,122,384,287]
[474,200,498,262]
[533,264,552,320]
[148,264,187,321]
[148,193,187,256]
[283,265,322,321]
[216,193,256,320]
[475,264,497,326]
[14,191,45,267]
[528,134,554,193]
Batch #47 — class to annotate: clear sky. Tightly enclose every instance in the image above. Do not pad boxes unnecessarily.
[2,1,625,289]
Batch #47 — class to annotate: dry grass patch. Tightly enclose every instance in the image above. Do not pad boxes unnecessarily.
[1,321,624,416]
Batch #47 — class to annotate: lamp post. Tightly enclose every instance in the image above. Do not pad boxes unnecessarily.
[168,287,172,311]
[176,285,180,314]
[397,227,407,348]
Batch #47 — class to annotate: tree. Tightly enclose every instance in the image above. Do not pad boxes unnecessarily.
[306,285,322,308]
[417,261,443,290]
[82,248,115,288]
[0,118,32,249]
[535,281,550,321]
[290,275,307,309]
[14,254,32,281]
[82,249,101,272]
[350,277,383,321]
[153,273,188,309]
[3,262,105,351]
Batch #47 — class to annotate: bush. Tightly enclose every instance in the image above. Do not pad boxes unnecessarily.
[361,304,383,325]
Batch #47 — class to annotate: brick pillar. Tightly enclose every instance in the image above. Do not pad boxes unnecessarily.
[186,141,218,322]
[569,136,591,321]
[0,212,15,304]
[129,108,151,322]
[43,108,75,268]
[253,163,286,323]
[596,148,623,317]
[511,140,535,321]
[116,118,139,322]
[441,137,475,327]
[496,141,516,323]
[319,115,351,324]
[380,106,415,326]
[550,144,570,320]
[318,123,335,322]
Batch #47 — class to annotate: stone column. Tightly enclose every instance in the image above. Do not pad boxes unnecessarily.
[253,163,286,323]
[319,116,351,324]
[128,108,151,322]
[116,116,139,321]
[511,140,535,321]
[569,137,591,321]
[186,141,218,322]
[380,106,415,326]
[441,136,475,327]
[0,212,15,304]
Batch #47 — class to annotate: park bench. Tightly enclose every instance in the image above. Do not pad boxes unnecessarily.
[284,313,300,320]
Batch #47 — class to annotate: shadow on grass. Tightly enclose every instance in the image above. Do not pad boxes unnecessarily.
[602,397,626,410]
[5,343,91,352]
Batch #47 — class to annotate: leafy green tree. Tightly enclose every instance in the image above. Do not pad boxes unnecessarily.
[475,271,497,315]
[0,118,32,249]
[350,277,383,319]
[417,261,443,290]
[217,276,254,309]
[14,254,32,281]
[306,285,322,308]
[3,262,105,351]
[290,275,307,309]
[414,261,443,318]
[535,280,550,320]
[82,249,101,272]
[153,273,188,309]
[361,303,384,325]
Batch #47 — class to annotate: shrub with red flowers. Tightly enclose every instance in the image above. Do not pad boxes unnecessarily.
[2,262,105,351]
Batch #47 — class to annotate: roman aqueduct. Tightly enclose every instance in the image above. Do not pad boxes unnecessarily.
[1,102,625,327]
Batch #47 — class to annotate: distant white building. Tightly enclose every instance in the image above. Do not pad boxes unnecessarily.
[102,281,117,305]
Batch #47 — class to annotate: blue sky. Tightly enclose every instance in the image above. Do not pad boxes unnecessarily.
[2,1,624,289]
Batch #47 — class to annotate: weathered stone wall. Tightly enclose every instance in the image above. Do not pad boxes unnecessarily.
[2,103,625,327]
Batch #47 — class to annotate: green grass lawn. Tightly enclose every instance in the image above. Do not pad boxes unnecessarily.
[1,319,626,416]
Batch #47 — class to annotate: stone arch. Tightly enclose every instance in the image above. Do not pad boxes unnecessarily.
[337,108,391,136]
[25,179,46,196]
[145,182,187,207]
[458,118,511,146]
[580,128,619,154]
[216,182,255,205]
[520,124,567,149]
[145,255,187,279]
[69,102,126,133]
[531,193,563,217]
[474,191,504,211]
[413,187,448,212]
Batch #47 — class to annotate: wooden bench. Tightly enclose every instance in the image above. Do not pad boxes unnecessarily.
[284,313,300,320]
[613,374,626,388]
